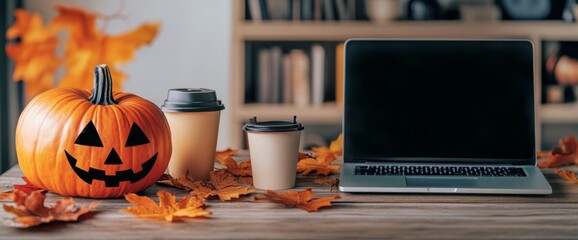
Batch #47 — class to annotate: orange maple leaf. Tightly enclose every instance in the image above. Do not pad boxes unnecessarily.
[216,156,253,177]
[13,177,43,194]
[312,133,343,157]
[215,149,252,177]
[5,9,60,100]
[554,169,578,183]
[2,189,99,228]
[51,4,159,91]
[0,192,13,201]
[297,157,340,176]
[255,188,340,212]
[538,134,578,168]
[121,190,211,222]
[216,148,238,161]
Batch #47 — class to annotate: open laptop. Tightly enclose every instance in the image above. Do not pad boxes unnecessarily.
[339,39,552,194]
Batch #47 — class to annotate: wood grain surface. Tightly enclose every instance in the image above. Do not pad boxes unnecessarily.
[0,162,577,239]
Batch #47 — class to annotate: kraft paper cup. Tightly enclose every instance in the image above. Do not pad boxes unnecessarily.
[162,88,225,180]
[244,116,304,190]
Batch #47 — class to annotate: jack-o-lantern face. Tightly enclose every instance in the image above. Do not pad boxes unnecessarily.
[16,65,172,198]
[64,121,157,187]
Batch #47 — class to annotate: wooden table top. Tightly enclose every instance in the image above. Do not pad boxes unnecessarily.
[0,163,577,239]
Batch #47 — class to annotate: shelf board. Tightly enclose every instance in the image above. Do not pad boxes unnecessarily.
[233,103,578,124]
[234,104,343,123]
[541,104,578,123]
[236,21,578,40]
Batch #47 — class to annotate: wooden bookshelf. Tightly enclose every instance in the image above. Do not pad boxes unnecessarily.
[230,0,578,148]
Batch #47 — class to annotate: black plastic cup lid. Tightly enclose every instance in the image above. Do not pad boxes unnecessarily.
[161,88,225,112]
[243,116,304,132]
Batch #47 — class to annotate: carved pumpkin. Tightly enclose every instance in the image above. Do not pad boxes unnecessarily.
[15,64,172,198]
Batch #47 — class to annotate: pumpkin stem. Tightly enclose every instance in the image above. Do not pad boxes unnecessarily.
[90,64,118,105]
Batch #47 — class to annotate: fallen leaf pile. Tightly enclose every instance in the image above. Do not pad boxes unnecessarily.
[255,188,340,212]
[6,4,160,100]
[158,170,255,201]
[297,133,343,176]
[537,134,578,168]
[121,190,211,222]
[2,189,99,228]
[554,169,578,183]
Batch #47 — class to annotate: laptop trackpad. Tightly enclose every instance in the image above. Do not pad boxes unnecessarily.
[405,177,481,188]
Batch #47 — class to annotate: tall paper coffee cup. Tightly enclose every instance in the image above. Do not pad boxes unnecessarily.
[161,88,224,180]
[244,116,304,190]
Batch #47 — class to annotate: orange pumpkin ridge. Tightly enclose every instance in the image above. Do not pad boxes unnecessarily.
[16,64,172,198]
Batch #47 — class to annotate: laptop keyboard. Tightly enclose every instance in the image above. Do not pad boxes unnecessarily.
[355,165,527,177]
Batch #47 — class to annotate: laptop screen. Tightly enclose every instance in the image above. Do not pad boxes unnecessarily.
[344,40,535,163]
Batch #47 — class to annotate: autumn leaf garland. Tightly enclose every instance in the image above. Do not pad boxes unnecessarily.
[6,4,160,100]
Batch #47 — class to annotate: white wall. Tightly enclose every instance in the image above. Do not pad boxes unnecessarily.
[25,0,233,148]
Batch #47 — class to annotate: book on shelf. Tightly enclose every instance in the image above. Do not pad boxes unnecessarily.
[291,49,311,106]
[258,48,272,103]
[301,0,314,20]
[314,0,322,20]
[283,54,294,104]
[311,44,325,106]
[335,0,348,20]
[347,0,356,20]
[270,46,283,103]
[247,0,263,21]
[322,0,335,21]
[247,42,341,105]
[246,0,361,21]
[292,0,301,20]
[267,0,292,20]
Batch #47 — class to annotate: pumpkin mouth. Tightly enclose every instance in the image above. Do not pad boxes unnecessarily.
[64,151,158,187]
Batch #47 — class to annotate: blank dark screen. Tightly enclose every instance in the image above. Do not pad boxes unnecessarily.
[344,40,535,162]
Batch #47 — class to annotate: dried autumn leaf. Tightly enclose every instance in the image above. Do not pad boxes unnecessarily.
[312,133,343,157]
[0,192,13,201]
[299,152,315,160]
[2,189,99,228]
[538,134,578,168]
[13,177,43,194]
[554,169,578,183]
[51,4,159,90]
[218,157,253,177]
[5,9,60,100]
[314,178,340,192]
[216,148,238,162]
[121,190,211,222]
[297,158,340,176]
[255,188,340,212]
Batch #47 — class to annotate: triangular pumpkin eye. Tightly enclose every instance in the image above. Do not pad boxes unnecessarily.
[75,121,104,147]
[125,123,150,147]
